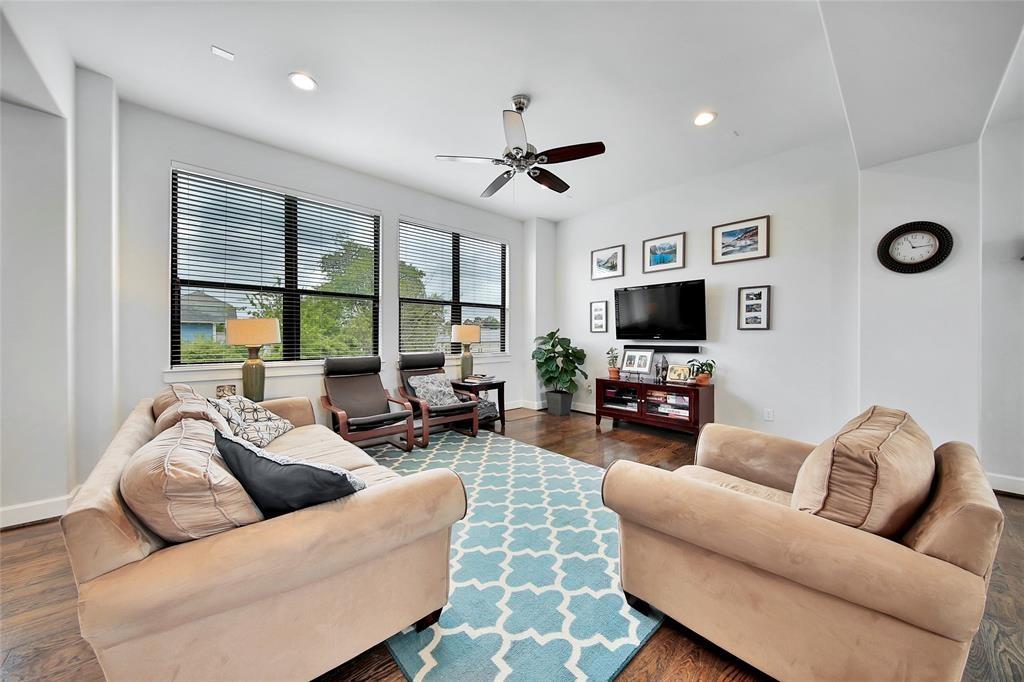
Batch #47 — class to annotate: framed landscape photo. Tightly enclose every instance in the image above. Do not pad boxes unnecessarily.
[712,215,770,265]
[621,348,654,375]
[642,232,685,273]
[590,300,608,333]
[738,285,771,330]
[591,244,625,280]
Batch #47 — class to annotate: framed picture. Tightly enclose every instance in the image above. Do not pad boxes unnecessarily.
[642,232,686,273]
[591,244,625,280]
[712,215,770,265]
[738,285,771,330]
[621,348,654,375]
[666,364,691,384]
[590,300,608,333]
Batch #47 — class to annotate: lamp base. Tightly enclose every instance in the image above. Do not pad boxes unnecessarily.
[460,350,474,379]
[242,347,265,401]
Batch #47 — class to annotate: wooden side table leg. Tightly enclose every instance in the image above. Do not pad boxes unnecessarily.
[497,384,506,432]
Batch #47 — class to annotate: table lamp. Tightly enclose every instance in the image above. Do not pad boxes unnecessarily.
[451,324,481,379]
[226,318,281,401]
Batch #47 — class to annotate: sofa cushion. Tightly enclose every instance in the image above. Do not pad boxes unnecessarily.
[791,405,934,536]
[215,431,365,518]
[215,395,294,447]
[152,384,231,436]
[265,424,400,488]
[675,465,792,506]
[120,418,264,542]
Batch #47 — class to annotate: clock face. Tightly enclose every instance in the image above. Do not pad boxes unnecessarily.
[889,231,938,264]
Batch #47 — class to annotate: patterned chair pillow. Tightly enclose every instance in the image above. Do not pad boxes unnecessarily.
[208,396,294,448]
[408,373,460,406]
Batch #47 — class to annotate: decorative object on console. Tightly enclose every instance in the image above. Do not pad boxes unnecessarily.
[876,221,953,274]
[621,348,654,379]
[642,232,686,273]
[712,215,770,264]
[666,363,690,383]
[591,244,625,279]
[738,285,771,330]
[590,300,608,332]
[532,329,588,416]
[655,355,670,383]
[606,347,620,379]
[226,317,281,401]
[686,358,716,385]
[451,324,481,379]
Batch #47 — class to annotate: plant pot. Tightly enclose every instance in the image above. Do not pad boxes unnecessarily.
[546,390,573,416]
[608,367,621,380]
[695,373,711,386]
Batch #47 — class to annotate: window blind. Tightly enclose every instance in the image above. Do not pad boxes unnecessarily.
[398,221,507,354]
[171,170,380,365]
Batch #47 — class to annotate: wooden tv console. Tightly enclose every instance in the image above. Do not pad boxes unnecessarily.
[595,377,714,435]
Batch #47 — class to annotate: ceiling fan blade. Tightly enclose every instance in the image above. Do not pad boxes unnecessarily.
[481,170,515,198]
[436,155,503,164]
[503,110,528,154]
[529,167,570,193]
[536,142,606,164]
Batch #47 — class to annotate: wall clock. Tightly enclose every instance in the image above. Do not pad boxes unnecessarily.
[877,221,953,274]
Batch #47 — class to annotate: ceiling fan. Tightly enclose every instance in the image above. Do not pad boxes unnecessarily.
[436,94,606,198]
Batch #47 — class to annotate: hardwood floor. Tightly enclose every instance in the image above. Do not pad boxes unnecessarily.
[2,408,1021,681]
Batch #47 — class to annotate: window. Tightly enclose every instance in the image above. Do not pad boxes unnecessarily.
[398,221,507,354]
[171,170,379,365]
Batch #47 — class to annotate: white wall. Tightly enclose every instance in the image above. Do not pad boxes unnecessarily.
[980,118,1024,491]
[118,102,526,424]
[859,143,981,447]
[1,102,73,516]
[523,217,557,408]
[555,138,860,442]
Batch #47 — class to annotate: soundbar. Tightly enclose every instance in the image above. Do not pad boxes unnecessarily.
[623,344,701,353]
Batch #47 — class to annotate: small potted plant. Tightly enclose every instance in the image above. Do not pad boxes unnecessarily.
[687,358,716,385]
[606,347,620,380]
[532,329,588,416]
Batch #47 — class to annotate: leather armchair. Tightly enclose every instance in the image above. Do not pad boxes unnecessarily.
[320,356,414,451]
[397,352,478,447]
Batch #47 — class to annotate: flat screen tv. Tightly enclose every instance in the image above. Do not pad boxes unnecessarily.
[614,279,706,340]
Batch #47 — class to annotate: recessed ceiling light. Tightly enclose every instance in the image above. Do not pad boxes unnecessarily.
[288,72,318,91]
[211,45,234,61]
[693,111,717,127]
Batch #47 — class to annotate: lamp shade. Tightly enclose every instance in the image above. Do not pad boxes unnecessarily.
[451,324,481,344]
[226,318,281,346]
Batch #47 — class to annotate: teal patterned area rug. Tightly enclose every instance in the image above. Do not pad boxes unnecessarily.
[368,430,662,681]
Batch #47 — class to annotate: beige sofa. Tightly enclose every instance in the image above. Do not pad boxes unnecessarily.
[61,397,466,682]
[603,423,1003,682]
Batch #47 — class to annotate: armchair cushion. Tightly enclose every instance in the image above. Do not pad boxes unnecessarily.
[408,373,460,406]
[792,405,934,537]
[426,401,477,416]
[347,410,413,431]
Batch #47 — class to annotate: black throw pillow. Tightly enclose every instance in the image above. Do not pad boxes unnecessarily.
[215,431,366,518]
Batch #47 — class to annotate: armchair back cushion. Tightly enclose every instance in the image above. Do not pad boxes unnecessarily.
[324,356,390,419]
[398,352,446,398]
[902,441,1004,577]
[792,405,934,537]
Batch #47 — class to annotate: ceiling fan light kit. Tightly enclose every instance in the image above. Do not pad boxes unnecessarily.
[436,94,607,198]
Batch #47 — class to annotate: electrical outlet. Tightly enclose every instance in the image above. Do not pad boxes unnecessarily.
[763,408,774,422]
[586,382,593,393]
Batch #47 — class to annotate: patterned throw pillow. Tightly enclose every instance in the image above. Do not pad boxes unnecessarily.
[408,373,460,406]
[208,396,294,448]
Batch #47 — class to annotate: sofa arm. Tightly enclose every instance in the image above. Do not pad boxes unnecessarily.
[603,460,986,642]
[695,423,816,492]
[259,396,315,427]
[77,468,466,647]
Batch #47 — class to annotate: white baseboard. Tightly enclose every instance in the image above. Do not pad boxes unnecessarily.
[988,472,1024,496]
[1,493,71,528]
[572,401,597,415]
[520,400,546,410]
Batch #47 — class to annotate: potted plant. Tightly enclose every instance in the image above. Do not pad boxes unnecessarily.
[687,358,716,385]
[606,347,620,380]
[532,329,588,416]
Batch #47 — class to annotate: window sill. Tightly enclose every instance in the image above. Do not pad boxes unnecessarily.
[162,353,513,383]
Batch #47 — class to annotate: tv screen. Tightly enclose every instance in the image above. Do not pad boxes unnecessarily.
[614,279,706,340]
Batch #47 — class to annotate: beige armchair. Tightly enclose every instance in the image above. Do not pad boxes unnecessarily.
[602,423,1003,682]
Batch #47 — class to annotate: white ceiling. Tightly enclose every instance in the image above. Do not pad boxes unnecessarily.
[987,28,1024,127]
[820,1,1024,169]
[9,1,849,221]
[7,2,1022,219]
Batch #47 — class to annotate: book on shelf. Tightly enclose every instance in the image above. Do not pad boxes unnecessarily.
[656,405,689,417]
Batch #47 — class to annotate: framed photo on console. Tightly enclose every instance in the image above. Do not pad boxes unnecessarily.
[621,348,654,375]
[642,232,685,273]
[738,285,771,330]
[590,300,608,333]
[591,244,625,280]
[712,215,770,264]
